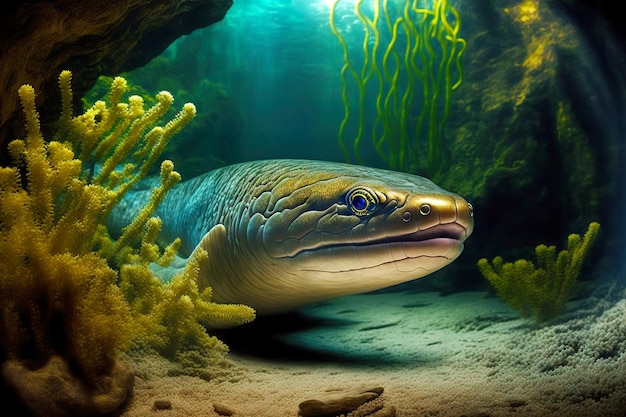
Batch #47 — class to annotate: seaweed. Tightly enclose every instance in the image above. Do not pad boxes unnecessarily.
[477,222,600,322]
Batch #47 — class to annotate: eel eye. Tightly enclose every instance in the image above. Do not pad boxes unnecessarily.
[346,188,378,216]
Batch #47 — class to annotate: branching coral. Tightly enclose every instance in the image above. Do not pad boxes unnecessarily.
[477,222,601,322]
[0,82,133,384]
[0,70,254,398]
[330,0,465,177]
[120,247,254,375]
[118,217,255,373]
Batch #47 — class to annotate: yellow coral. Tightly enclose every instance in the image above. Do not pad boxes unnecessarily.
[0,83,131,383]
[120,241,255,370]
[1,71,254,388]
[478,222,601,322]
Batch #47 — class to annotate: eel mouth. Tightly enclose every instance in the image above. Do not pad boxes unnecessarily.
[291,223,468,273]
[399,222,468,244]
[332,222,468,248]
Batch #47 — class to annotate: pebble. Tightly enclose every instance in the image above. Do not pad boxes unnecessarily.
[213,402,236,416]
[299,385,384,417]
[153,399,172,410]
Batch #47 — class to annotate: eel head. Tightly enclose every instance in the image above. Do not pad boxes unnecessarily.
[193,163,474,315]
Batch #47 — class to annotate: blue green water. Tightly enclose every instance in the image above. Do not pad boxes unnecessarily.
[163,0,478,169]
[165,0,349,163]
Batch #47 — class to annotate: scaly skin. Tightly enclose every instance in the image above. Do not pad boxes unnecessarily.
[110,160,474,314]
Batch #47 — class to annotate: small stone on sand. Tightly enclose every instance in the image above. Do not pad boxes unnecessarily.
[213,402,236,416]
[299,385,384,417]
[153,399,172,410]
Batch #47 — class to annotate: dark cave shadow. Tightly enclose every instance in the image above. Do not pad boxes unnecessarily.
[213,308,440,367]
[213,310,361,364]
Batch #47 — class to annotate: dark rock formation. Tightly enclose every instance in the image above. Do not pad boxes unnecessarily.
[1,355,133,417]
[0,0,232,153]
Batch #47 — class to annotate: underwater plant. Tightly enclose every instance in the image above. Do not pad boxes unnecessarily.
[85,69,238,179]
[0,70,254,398]
[477,222,601,323]
[330,0,466,177]
[0,78,134,386]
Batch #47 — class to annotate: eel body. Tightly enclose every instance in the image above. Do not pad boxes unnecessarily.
[109,159,474,315]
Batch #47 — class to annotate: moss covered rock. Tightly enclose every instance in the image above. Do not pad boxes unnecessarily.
[0,0,233,154]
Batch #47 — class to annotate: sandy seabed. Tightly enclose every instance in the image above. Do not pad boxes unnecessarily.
[120,286,626,417]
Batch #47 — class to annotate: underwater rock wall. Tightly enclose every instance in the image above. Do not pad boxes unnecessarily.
[428,0,626,290]
[0,0,232,155]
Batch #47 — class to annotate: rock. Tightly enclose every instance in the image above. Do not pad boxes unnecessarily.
[1,355,134,417]
[0,0,233,152]
[299,386,384,417]
[153,399,172,410]
[213,402,236,416]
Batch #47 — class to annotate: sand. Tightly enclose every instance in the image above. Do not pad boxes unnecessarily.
[120,285,626,417]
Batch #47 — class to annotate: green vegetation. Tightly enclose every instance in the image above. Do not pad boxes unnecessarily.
[329,0,465,177]
[477,222,601,323]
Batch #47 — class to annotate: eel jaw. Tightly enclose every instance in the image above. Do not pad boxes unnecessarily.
[292,222,467,276]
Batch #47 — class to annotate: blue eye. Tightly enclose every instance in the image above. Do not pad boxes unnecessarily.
[346,188,378,216]
[352,195,367,211]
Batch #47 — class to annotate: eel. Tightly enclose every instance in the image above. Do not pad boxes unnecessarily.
[108,159,474,315]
